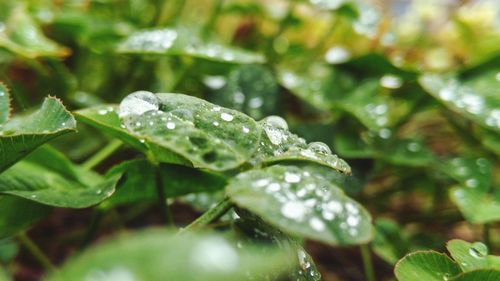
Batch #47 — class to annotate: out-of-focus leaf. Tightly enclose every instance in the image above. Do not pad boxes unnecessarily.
[0,6,69,58]
[0,96,76,173]
[117,27,265,64]
[0,238,18,263]
[420,71,500,133]
[446,240,500,272]
[119,92,261,171]
[440,157,491,192]
[372,218,410,265]
[394,251,461,281]
[0,83,9,124]
[74,105,147,152]
[475,127,500,156]
[102,159,226,208]
[210,65,279,120]
[449,187,500,224]
[227,165,373,246]
[46,230,294,281]
[0,195,51,239]
[0,267,10,281]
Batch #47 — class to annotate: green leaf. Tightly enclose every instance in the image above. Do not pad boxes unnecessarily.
[0,83,9,124]
[420,71,500,133]
[117,27,265,64]
[46,230,293,281]
[372,218,410,265]
[441,157,491,192]
[102,159,226,208]
[0,238,18,263]
[394,251,462,281]
[74,105,147,152]
[0,5,69,58]
[0,97,77,173]
[450,187,500,224]
[0,267,10,281]
[0,195,51,239]
[451,270,500,281]
[119,92,262,171]
[227,165,373,246]
[446,240,500,272]
[209,65,279,120]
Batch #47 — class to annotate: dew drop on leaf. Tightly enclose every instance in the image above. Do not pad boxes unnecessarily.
[468,242,488,258]
[119,91,159,119]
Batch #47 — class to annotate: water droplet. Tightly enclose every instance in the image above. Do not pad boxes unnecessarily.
[248,97,263,108]
[309,217,326,231]
[262,116,288,130]
[284,172,301,183]
[220,112,234,122]
[166,122,176,129]
[324,46,351,64]
[407,142,421,152]
[191,237,239,272]
[308,142,332,154]
[203,76,226,90]
[119,91,159,118]
[469,242,488,258]
[378,128,392,139]
[242,126,250,133]
[380,74,403,89]
[212,121,219,126]
[281,201,307,221]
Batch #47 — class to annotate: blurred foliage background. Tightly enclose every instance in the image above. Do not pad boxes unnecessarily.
[0,0,499,280]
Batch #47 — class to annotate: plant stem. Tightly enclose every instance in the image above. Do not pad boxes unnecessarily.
[156,166,174,225]
[483,224,491,249]
[180,197,232,233]
[203,0,224,38]
[360,244,376,281]
[82,139,122,170]
[17,232,56,272]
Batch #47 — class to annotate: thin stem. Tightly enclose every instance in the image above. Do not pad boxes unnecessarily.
[483,224,491,249]
[156,166,174,225]
[360,244,376,281]
[203,0,224,38]
[180,197,232,233]
[82,139,122,170]
[17,232,56,272]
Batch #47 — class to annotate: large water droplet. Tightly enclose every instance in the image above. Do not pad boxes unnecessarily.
[308,142,332,154]
[468,242,488,258]
[324,46,351,64]
[119,91,159,118]
[281,201,307,221]
[262,116,288,130]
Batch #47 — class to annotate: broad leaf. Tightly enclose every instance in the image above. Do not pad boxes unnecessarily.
[119,91,261,171]
[0,6,69,58]
[394,251,461,281]
[102,159,226,208]
[446,240,500,272]
[420,71,500,132]
[227,165,373,246]
[74,105,147,152]
[46,230,293,281]
[450,187,500,224]
[117,27,265,64]
[0,195,51,239]
[0,97,76,173]
[451,270,500,281]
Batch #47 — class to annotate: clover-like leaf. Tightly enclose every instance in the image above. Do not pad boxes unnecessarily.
[118,91,261,171]
[117,27,265,64]
[394,251,461,281]
[227,165,372,246]
[0,6,69,58]
[0,96,76,173]
[46,230,293,281]
[446,240,500,272]
[449,187,500,224]
[441,157,491,192]
[420,71,500,132]
[451,270,500,281]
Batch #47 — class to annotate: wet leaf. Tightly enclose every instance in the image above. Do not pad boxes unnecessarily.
[394,251,461,281]
[0,97,76,173]
[372,218,410,265]
[119,92,261,171]
[0,195,51,239]
[117,27,265,64]
[0,6,69,58]
[227,165,373,246]
[451,270,500,281]
[46,230,293,281]
[420,71,500,133]
[441,157,491,192]
[449,187,500,224]
[446,240,500,272]
[0,83,9,124]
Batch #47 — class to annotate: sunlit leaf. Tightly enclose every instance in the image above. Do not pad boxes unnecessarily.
[446,240,500,272]
[451,270,500,281]
[440,157,491,192]
[449,187,500,224]
[394,251,461,281]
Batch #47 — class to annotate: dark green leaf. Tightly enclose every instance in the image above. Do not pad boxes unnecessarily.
[372,218,410,265]
[0,195,51,239]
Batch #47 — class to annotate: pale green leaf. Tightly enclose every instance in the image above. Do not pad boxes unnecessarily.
[450,187,500,224]
[395,251,461,281]
[446,240,500,272]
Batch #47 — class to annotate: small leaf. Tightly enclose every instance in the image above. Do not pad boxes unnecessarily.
[441,157,491,192]
[450,270,500,281]
[74,105,147,152]
[117,27,265,64]
[446,240,500,272]
[394,251,462,281]
[0,238,18,263]
[0,82,10,124]
[420,71,500,132]
[372,218,410,265]
[0,97,76,173]
[227,165,373,246]
[449,187,500,224]
[0,6,69,58]
[0,195,51,239]
[46,230,293,281]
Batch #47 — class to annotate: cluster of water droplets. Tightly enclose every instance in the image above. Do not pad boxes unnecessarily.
[448,157,490,189]
[119,29,178,52]
[296,248,322,280]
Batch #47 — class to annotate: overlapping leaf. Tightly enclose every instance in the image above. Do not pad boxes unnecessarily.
[395,251,461,281]
[446,240,500,272]
[449,187,500,224]
[227,165,372,246]
[0,195,51,239]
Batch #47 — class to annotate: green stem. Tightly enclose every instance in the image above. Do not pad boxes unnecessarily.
[203,0,224,38]
[18,233,56,272]
[156,166,174,225]
[180,197,232,233]
[360,244,376,281]
[483,224,491,249]
[82,139,122,170]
